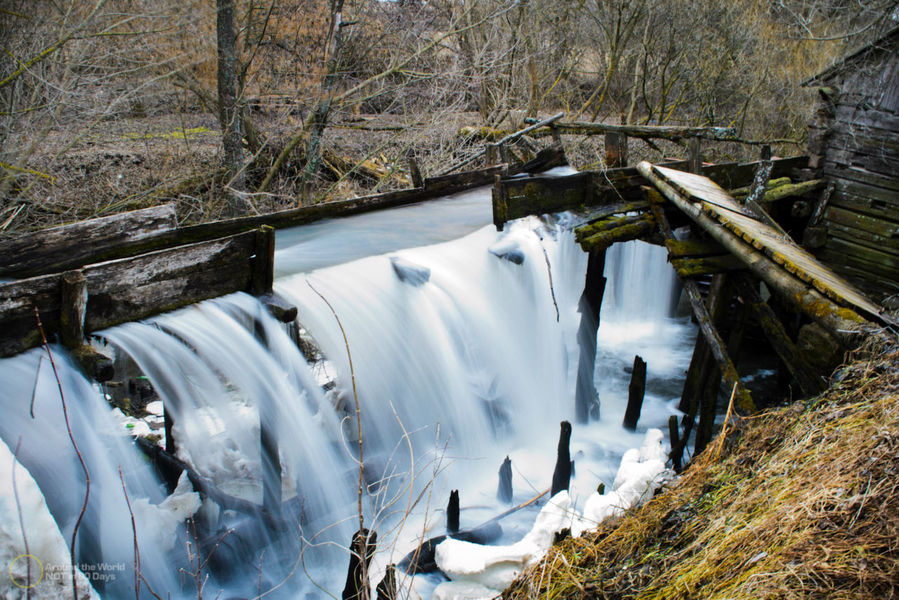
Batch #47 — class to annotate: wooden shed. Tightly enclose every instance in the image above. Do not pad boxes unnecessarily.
[803,27,899,301]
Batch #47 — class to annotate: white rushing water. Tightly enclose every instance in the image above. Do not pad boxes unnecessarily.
[0,184,695,599]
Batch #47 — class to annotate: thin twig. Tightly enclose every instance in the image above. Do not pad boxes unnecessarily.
[12,438,32,599]
[118,467,140,600]
[29,355,42,418]
[539,242,560,323]
[34,306,90,600]
[307,280,364,531]
[714,383,738,462]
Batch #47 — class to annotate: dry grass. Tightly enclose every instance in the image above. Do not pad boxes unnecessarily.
[506,336,899,600]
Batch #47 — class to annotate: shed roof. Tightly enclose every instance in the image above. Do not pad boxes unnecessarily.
[802,26,899,86]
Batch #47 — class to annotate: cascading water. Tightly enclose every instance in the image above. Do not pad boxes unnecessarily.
[0,184,696,599]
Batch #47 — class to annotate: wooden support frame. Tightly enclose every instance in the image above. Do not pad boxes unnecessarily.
[647,188,756,413]
[638,162,871,346]
[732,274,826,396]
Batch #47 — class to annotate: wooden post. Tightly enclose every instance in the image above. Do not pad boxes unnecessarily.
[60,269,115,381]
[623,355,646,430]
[447,490,460,534]
[668,415,682,472]
[551,421,572,496]
[376,564,397,600]
[251,225,276,296]
[497,456,513,504]
[575,248,606,423]
[485,144,500,166]
[695,274,731,455]
[549,123,562,145]
[688,138,702,173]
[604,132,628,168]
[407,155,423,189]
[343,528,377,600]
[498,143,510,164]
[60,270,87,349]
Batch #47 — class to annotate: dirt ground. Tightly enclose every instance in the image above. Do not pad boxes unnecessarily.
[4,108,769,234]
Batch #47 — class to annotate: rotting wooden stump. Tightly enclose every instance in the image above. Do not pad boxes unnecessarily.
[623,355,647,431]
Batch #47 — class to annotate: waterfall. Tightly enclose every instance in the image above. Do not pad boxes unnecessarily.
[0,189,695,598]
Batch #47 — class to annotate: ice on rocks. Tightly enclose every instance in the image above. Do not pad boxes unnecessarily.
[431,429,674,598]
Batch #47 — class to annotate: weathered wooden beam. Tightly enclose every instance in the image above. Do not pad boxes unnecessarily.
[2,159,565,281]
[524,119,736,141]
[638,163,870,346]
[647,187,755,413]
[0,204,177,278]
[732,274,826,396]
[83,231,257,332]
[695,274,732,454]
[575,213,651,243]
[494,172,592,231]
[671,254,746,278]
[260,292,298,323]
[664,238,727,258]
[578,215,655,252]
[729,177,792,198]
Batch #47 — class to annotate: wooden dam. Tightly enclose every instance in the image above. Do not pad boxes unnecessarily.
[1,32,897,498]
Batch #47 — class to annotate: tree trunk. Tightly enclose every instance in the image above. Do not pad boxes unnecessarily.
[217,0,247,211]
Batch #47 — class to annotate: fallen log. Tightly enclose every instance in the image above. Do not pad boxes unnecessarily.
[523,119,737,141]
[441,112,564,175]
[133,436,282,525]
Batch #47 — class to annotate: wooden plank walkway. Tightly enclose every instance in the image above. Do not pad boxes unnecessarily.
[649,164,886,321]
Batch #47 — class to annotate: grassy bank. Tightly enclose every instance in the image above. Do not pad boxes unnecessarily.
[506,337,899,599]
